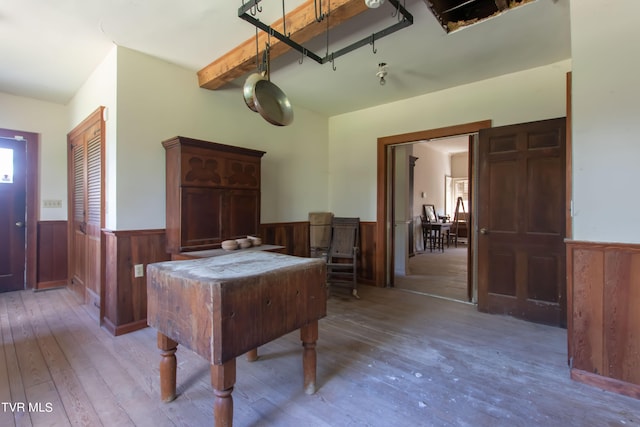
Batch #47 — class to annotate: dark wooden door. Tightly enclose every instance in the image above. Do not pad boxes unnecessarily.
[0,137,27,292]
[68,107,104,304]
[477,117,566,327]
[181,187,225,250]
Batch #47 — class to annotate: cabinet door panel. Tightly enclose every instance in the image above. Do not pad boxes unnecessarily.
[223,157,260,189]
[181,187,225,250]
[228,190,259,239]
[180,149,223,187]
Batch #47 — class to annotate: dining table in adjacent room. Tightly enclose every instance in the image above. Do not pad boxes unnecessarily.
[422,221,451,252]
[146,251,327,427]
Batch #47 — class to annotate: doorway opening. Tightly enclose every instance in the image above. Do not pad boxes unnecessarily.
[374,120,491,298]
[392,135,474,304]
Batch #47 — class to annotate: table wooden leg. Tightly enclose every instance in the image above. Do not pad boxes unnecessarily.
[246,348,258,362]
[300,321,318,395]
[211,359,236,427]
[157,332,178,403]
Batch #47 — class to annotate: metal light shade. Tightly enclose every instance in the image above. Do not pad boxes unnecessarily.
[364,0,385,8]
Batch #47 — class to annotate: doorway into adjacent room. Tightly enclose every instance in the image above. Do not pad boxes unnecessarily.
[377,118,568,327]
[391,135,474,304]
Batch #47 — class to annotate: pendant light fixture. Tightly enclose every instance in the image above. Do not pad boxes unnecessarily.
[376,62,388,85]
[364,0,385,8]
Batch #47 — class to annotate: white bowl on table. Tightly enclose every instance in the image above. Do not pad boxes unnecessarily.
[221,240,239,251]
[236,238,252,249]
[247,236,262,246]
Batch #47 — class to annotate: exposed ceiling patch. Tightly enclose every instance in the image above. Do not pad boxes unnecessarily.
[423,0,536,33]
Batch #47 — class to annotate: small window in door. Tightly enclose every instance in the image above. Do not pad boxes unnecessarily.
[0,147,13,183]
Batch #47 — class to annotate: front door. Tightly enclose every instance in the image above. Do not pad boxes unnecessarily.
[0,137,27,292]
[477,117,566,327]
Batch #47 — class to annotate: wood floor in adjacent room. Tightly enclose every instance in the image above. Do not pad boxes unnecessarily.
[2,286,640,427]
[395,244,469,302]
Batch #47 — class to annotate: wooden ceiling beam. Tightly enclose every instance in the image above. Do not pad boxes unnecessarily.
[197,0,369,90]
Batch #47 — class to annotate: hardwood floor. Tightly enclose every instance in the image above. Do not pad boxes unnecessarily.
[395,245,469,302]
[2,286,640,426]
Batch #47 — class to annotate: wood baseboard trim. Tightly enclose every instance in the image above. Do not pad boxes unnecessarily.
[571,368,640,400]
[103,317,148,336]
[35,280,67,291]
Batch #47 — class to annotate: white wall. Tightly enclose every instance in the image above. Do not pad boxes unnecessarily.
[451,152,468,178]
[412,143,449,219]
[114,47,329,229]
[329,59,571,221]
[570,0,640,243]
[68,46,329,230]
[67,47,118,228]
[0,54,577,234]
[0,92,68,221]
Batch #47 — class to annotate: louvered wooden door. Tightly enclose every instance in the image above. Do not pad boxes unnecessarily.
[68,107,104,305]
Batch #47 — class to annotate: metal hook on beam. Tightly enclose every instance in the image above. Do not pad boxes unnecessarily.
[370,34,377,54]
[392,2,399,17]
[314,0,325,22]
[282,0,290,37]
[244,0,262,16]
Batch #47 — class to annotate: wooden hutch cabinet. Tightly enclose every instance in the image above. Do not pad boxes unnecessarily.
[162,136,265,257]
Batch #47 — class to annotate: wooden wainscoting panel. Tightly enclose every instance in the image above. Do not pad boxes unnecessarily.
[36,221,68,290]
[259,221,376,285]
[570,246,604,375]
[358,222,376,284]
[604,249,640,384]
[85,228,102,319]
[568,240,640,399]
[103,230,118,327]
[259,222,310,257]
[102,229,170,336]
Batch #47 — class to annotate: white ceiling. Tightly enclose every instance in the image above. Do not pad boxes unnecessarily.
[422,135,469,154]
[0,0,571,117]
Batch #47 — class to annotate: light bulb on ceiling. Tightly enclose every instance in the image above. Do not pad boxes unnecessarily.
[376,62,388,86]
[364,0,385,8]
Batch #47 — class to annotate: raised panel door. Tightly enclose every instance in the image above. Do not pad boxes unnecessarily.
[180,146,224,187]
[478,117,566,327]
[227,190,259,239]
[223,156,260,190]
[181,187,225,251]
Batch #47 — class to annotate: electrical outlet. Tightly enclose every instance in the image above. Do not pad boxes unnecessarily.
[134,264,144,278]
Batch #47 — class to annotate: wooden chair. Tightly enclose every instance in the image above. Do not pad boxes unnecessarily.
[326,217,360,299]
[421,204,444,252]
[421,217,445,252]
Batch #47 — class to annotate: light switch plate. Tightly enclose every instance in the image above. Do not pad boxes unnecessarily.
[43,199,62,208]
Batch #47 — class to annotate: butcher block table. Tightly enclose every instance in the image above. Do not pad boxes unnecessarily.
[147,251,327,427]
